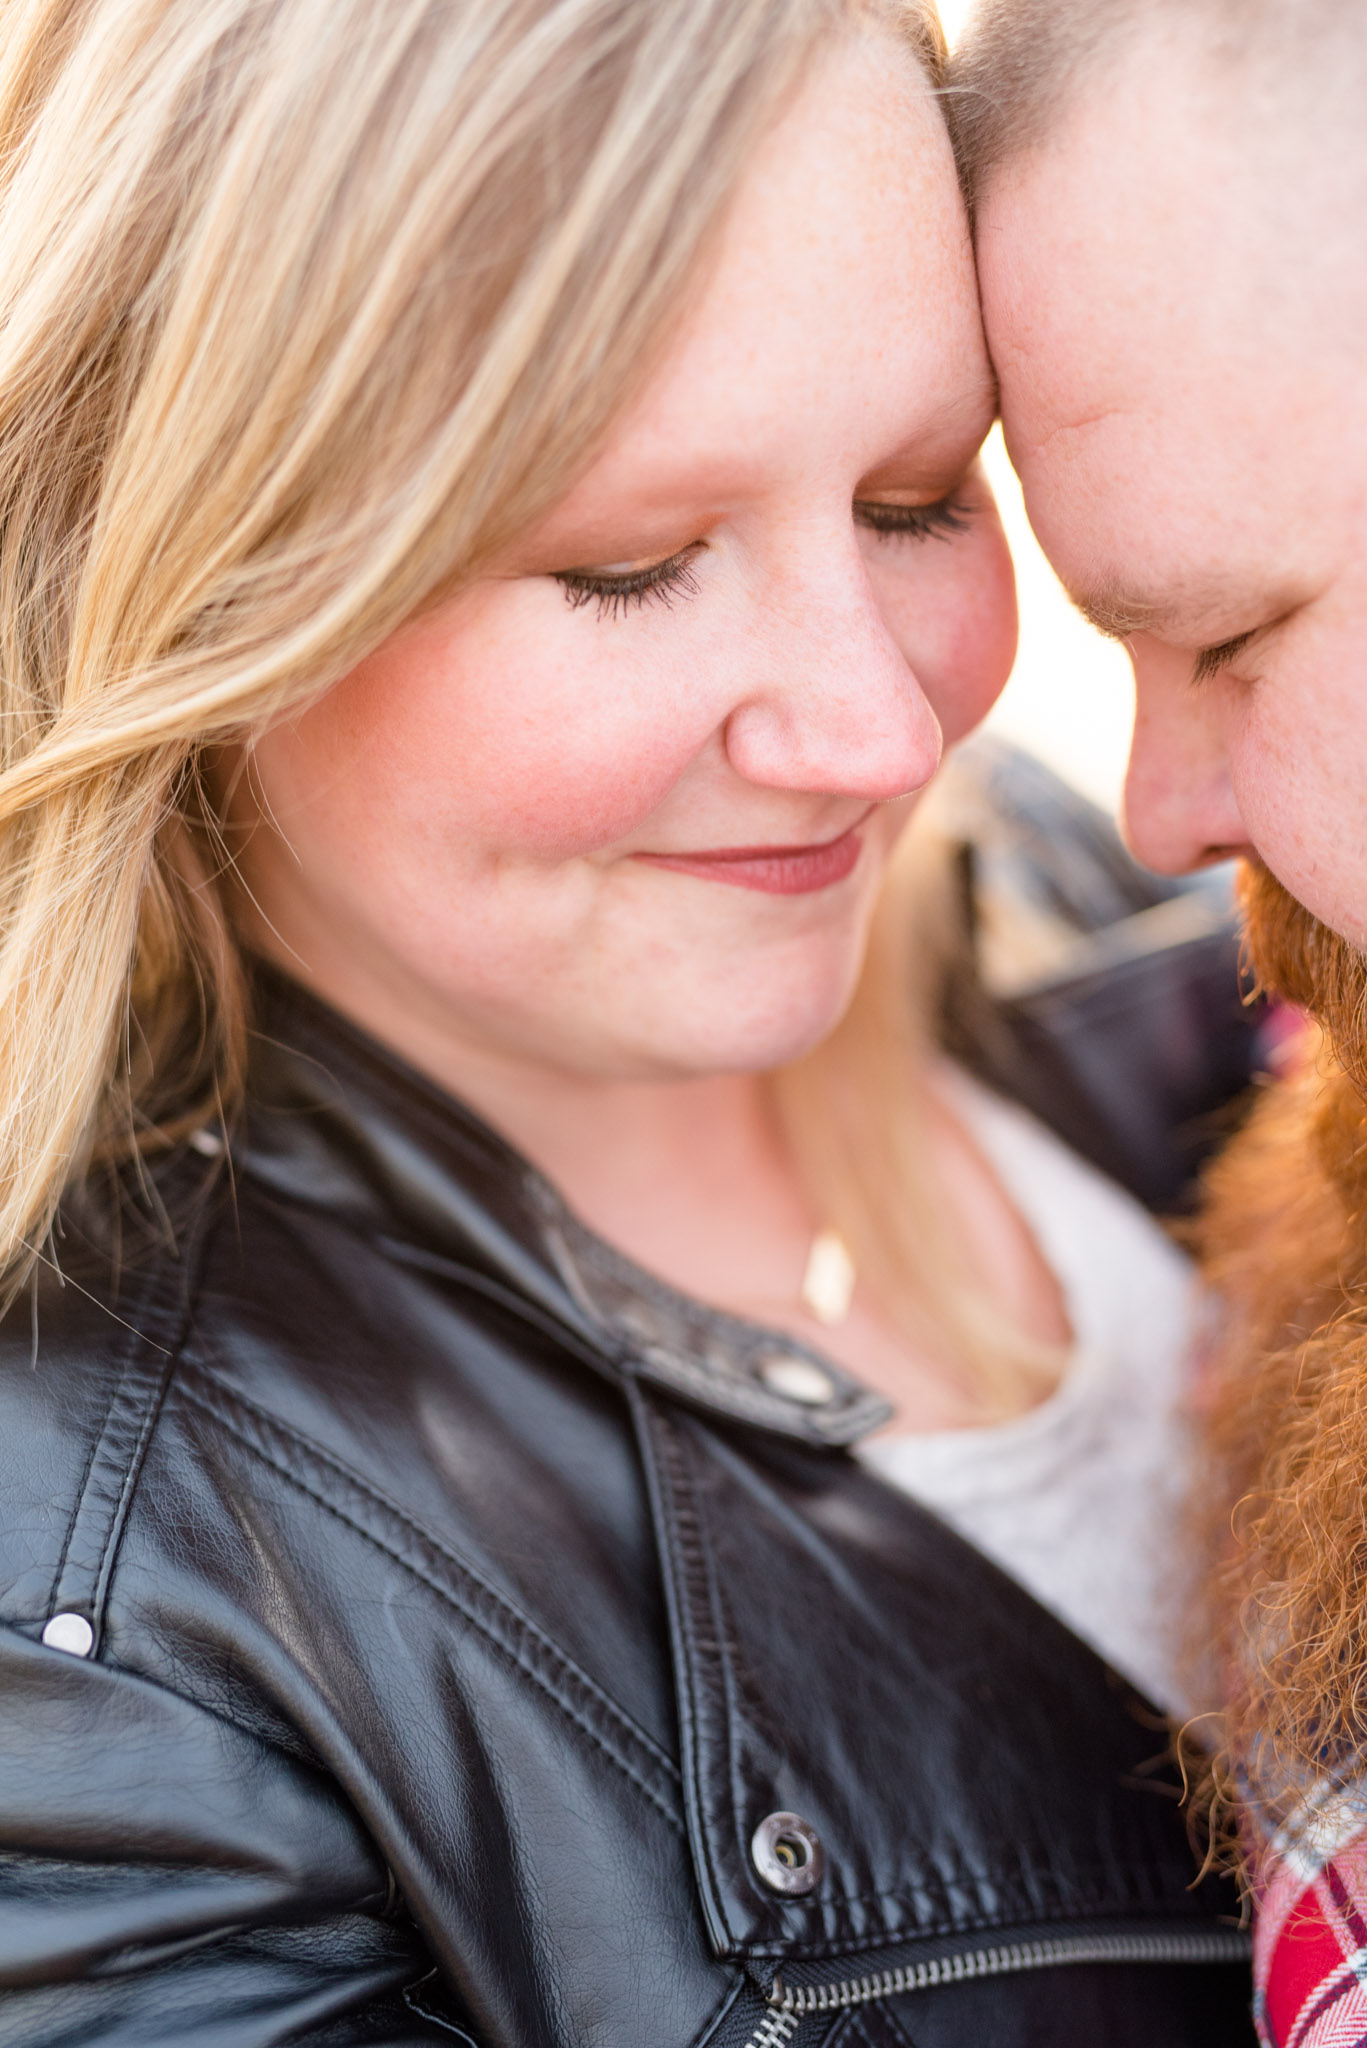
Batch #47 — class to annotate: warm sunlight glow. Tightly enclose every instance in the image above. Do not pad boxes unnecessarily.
[935,0,974,47]
[981,426,1136,810]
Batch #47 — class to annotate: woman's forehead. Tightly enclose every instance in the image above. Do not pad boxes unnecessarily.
[523,36,986,544]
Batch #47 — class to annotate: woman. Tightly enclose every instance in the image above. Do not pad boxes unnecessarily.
[0,1,1250,2043]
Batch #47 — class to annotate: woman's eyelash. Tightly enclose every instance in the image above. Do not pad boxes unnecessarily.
[854,496,974,541]
[1193,630,1256,683]
[553,498,971,619]
[554,545,703,618]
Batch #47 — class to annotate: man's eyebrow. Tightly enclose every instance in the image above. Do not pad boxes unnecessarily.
[1072,572,1281,646]
[1071,591,1160,639]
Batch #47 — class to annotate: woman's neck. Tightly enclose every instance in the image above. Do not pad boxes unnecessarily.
[278,960,1071,1433]
[442,1047,821,1325]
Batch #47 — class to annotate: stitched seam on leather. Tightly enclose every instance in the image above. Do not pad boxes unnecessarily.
[679,1455,759,1898]
[46,1366,122,1615]
[733,1900,1226,1963]
[49,1251,194,1630]
[181,1351,678,1785]
[44,1253,172,1609]
[179,1384,682,1831]
[174,1373,685,1831]
[88,1337,181,1619]
[634,1398,736,1928]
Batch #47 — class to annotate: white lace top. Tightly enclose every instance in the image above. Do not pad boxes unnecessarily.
[857,1072,1203,1714]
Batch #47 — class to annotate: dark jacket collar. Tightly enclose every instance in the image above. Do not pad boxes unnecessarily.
[239,968,892,1449]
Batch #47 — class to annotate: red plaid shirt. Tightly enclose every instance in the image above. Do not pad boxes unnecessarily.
[1256,1790,1367,2047]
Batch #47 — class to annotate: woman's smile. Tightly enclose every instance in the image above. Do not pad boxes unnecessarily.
[632,809,873,895]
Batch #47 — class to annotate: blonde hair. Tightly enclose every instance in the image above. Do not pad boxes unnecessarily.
[0,0,1045,1415]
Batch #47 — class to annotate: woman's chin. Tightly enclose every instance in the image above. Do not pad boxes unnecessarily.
[609,967,862,1082]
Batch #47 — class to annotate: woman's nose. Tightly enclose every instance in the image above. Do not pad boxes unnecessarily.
[1121,641,1254,874]
[720,566,942,800]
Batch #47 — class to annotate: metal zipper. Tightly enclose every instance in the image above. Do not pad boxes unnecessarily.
[741,1926,1250,2043]
[744,2013,801,2048]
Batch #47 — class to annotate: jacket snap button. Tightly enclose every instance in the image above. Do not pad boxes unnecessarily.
[758,1355,836,1407]
[751,1811,824,1895]
[41,1612,94,1658]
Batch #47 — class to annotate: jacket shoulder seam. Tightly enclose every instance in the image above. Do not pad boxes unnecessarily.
[173,1360,686,1833]
[46,1223,210,1647]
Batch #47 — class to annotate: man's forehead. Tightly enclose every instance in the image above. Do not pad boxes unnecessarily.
[977,28,1367,399]
[976,93,1359,559]
[969,14,1367,655]
[981,147,1247,414]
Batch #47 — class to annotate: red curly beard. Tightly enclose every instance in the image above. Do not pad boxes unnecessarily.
[1239,861,1367,1096]
[1197,861,1367,1845]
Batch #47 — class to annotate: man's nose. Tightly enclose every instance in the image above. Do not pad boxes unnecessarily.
[721,559,942,801]
[1121,639,1254,873]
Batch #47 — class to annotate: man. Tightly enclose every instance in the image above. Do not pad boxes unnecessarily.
[951,5,1367,2043]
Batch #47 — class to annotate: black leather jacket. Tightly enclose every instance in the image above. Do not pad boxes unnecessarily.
[0,975,1254,2048]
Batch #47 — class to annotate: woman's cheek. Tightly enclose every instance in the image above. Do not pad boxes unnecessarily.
[944,532,1019,741]
[870,531,1017,748]
[304,598,719,861]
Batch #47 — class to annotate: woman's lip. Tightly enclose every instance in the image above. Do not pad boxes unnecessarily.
[633,817,869,896]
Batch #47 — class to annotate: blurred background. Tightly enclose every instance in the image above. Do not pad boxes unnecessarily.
[936,0,1136,812]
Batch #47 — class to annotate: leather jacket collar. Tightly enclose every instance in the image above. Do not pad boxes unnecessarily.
[243,968,892,1448]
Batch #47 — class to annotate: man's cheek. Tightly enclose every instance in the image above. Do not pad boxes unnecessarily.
[1232,741,1367,951]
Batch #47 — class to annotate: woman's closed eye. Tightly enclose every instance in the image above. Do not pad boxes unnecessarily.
[554,543,705,618]
[854,493,973,541]
[553,492,975,621]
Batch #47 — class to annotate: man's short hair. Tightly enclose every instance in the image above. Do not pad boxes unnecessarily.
[949,0,1360,205]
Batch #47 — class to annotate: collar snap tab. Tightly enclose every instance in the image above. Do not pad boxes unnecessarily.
[758,1354,837,1407]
